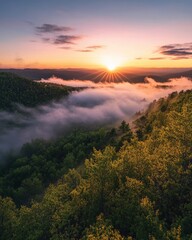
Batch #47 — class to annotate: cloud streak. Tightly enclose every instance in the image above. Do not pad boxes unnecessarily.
[137,43,192,61]
[34,23,81,46]
[15,57,24,63]
[87,45,105,49]
[148,57,165,60]
[36,24,73,33]
[158,42,192,59]
[76,45,105,53]
[34,23,105,48]
[60,46,72,50]
[76,49,93,52]
[54,35,82,45]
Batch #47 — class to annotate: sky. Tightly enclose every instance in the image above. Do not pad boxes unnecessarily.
[1,0,192,69]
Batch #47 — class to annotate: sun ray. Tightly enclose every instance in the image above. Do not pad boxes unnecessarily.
[81,69,104,81]
[100,72,109,82]
[90,71,106,81]
[80,64,129,83]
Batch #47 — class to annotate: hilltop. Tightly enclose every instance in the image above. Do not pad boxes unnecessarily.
[0,72,77,111]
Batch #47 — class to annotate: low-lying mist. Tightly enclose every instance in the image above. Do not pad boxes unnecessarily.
[0,76,191,160]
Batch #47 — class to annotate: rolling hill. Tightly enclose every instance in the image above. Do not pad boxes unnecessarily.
[0,72,77,111]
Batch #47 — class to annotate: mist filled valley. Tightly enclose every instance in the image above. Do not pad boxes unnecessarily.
[0,72,192,158]
[0,69,192,239]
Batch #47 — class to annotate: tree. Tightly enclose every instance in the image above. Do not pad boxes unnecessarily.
[0,196,18,240]
[119,121,131,133]
[81,214,125,240]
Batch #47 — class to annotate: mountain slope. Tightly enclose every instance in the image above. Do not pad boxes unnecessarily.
[0,72,76,111]
[134,89,192,137]
[0,90,192,239]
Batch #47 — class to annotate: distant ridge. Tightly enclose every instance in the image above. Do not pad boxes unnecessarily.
[0,68,191,83]
[164,70,192,79]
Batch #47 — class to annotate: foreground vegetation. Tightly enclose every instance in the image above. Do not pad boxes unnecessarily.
[0,90,192,239]
[0,72,76,111]
[0,126,130,205]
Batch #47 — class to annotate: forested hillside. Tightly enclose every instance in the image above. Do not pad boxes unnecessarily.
[134,90,192,139]
[0,127,131,205]
[0,72,76,111]
[0,90,192,239]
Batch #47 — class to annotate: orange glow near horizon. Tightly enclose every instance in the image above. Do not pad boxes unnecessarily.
[1,42,192,69]
[1,28,192,70]
[101,55,127,72]
[1,1,192,70]
[105,63,117,72]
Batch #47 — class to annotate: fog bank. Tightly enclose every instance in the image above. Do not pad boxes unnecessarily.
[0,76,191,159]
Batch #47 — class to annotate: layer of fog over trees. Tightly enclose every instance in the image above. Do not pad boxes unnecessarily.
[0,77,191,159]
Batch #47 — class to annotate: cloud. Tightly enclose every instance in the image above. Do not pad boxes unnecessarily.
[87,45,105,49]
[42,37,51,43]
[76,45,105,53]
[36,24,73,33]
[158,42,192,59]
[34,23,80,46]
[172,56,192,60]
[60,46,72,50]
[136,57,166,61]
[138,43,192,61]
[34,24,104,48]
[54,35,82,45]
[76,49,93,52]
[15,58,24,63]
[148,57,165,60]
[1,77,191,160]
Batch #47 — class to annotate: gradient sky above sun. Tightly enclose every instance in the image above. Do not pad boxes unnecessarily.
[0,0,192,69]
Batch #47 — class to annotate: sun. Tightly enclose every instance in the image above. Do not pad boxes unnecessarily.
[104,59,119,72]
[106,62,117,72]
[101,55,123,72]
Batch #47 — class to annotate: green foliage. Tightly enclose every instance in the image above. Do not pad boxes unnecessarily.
[119,120,131,133]
[81,214,125,240]
[134,90,192,136]
[0,90,192,239]
[0,196,18,240]
[0,128,120,205]
[0,72,75,111]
